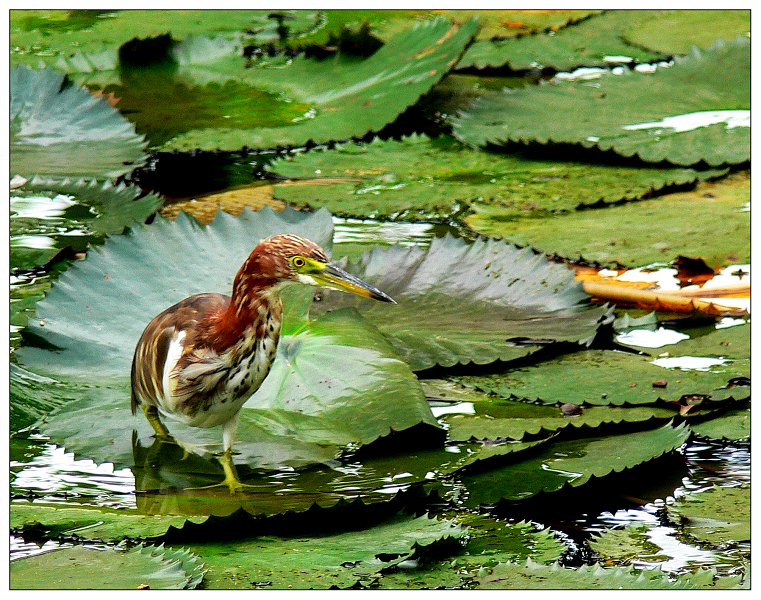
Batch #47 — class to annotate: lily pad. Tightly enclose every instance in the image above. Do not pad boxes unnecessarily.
[473,558,744,590]
[623,10,750,55]
[466,171,750,268]
[94,19,475,151]
[454,37,750,167]
[270,134,724,221]
[16,208,440,478]
[11,502,208,542]
[455,343,749,408]
[183,514,464,589]
[668,485,750,545]
[10,65,147,179]
[690,403,750,442]
[10,544,205,590]
[11,177,162,271]
[588,523,670,564]
[457,10,665,71]
[460,421,690,506]
[311,235,612,371]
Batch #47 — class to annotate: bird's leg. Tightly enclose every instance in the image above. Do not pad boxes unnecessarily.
[218,411,248,493]
[143,404,172,439]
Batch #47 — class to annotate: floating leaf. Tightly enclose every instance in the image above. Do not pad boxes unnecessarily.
[461,422,690,506]
[134,20,476,151]
[16,208,438,478]
[311,235,611,371]
[473,558,743,590]
[10,544,205,590]
[454,38,750,167]
[668,485,750,545]
[160,184,283,224]
[270,134,724,221]
[10,502,208,542]
[10,65,147,178]
[457,10,665,71]
[183,514,464,589]
[690,402,750,441]
[588,523,670,564]
[10,177,162,271]
[623,10,750,55]
[466,171,750,268]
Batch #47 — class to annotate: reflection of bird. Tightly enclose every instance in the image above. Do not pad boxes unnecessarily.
[131,234,394,492]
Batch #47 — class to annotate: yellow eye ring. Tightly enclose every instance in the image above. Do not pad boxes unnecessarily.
[292,256,306,268]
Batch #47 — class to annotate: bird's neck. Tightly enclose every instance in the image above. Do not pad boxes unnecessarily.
[205,274,284,352]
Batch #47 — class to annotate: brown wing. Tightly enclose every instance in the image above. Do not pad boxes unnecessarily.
[130,293,230,414]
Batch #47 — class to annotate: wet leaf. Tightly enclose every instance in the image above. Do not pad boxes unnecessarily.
[690,402,750,442]
[270,134,724,221]
[311,235,611,371]
[460,422,690,506]
[457,10,664,71]
[454,38,750,167]
[182,514,464,589]
[10,502,208,542]
[10,544,205,590]
[588,523,670,564]
[623,10,750,55]
[467,171,750,268]
[160,184,283,224]
[10,176,162,271]
[668,485,750,545]
[10,65,147,179]
[473,558,744,589]
[15,208,438,478]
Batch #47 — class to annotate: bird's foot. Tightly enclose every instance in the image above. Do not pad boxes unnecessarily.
[184,450,255,494]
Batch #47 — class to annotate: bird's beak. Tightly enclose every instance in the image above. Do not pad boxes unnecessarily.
[315,264,396,303]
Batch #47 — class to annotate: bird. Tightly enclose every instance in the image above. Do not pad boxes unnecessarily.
[130,233,395,492]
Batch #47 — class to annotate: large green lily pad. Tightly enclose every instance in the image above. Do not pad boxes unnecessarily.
[623,10,750,55]
[473,559,744,590]
[454,38,750,167]
[183,514,464,589]
[690,403,750,442]
[270,134,724,221]
[311,234,612,371]
[16,208,437,477]
[10,544,205,590]
[72,19,475,151]
[588,524,670,565]
[466,171,750,268]
[668,485,750,545]
[460,421,690,506]
[457,10,665,71]
[10,65,147,179]
[10,177,162,271]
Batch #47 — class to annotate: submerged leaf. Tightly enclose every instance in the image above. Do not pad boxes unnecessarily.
[312,235,612,371]
[454,38,750,167]
[667,485,750,545]
[10,544,205,590]
[10,65,147,178]
[270,134,724,221]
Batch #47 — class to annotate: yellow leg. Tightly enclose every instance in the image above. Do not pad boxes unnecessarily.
[219,450,246,493]
[142,404,172,439]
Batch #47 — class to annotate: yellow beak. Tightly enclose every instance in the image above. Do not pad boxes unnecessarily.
[315,264,396,303]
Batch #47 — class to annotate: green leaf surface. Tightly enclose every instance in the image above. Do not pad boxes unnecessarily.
[15,207,439,479]
[11,177,162,271]
[668,485,750,545]
[690,402,750,441]
[270,134,723,221]
[466,171,750,268]
[454,38,750,167]
[461,422,690,506]
[11,502,208,542]
[311,235,611,371]
[623,10,750,55]
[10,364,74,433]
[160,19,476,151]
[184,514,464,589]
[457,10,665,71]
[10,544,205,590]
[10,65,147,179]
[455,340,749,408]
[588,523,670,564]
[473,558,743,590]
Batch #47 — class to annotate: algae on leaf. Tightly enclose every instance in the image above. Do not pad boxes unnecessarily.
[454,37,750,167]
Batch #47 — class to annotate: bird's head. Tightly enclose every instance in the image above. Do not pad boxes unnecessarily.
[242,234,395,303]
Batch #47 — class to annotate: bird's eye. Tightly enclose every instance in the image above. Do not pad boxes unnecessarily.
[292,256,306,268]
